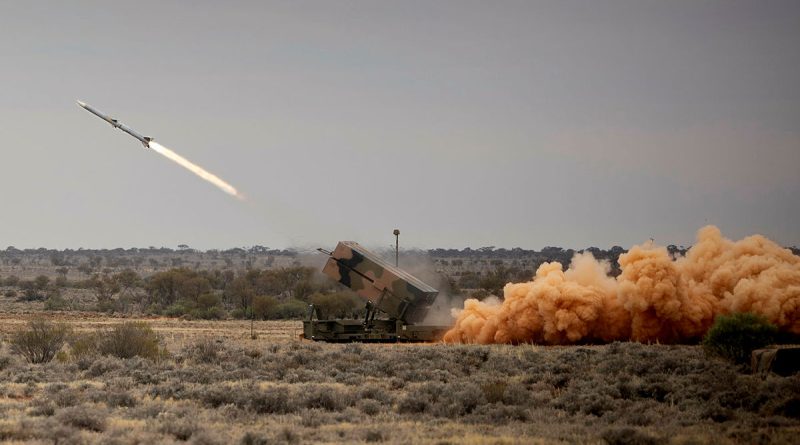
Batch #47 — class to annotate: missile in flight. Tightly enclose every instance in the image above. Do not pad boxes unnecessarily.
[76,100,153,148]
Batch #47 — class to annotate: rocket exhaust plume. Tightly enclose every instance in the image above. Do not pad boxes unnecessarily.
[76,100,244,200]
[149,142,245,200]
[444,226,800,344]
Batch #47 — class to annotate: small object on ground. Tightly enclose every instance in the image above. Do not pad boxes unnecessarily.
[751,346,800,376]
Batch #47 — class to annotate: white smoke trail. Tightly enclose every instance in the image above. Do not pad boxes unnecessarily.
[149,142,245,200]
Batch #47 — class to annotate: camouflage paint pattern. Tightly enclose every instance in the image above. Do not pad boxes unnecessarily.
[322,241,438,324]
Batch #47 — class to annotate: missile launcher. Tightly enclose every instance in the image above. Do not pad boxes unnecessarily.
[304,241,450,342]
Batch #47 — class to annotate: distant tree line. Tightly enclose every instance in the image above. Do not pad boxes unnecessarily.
[0,266,365,321]
[2,244,798,315]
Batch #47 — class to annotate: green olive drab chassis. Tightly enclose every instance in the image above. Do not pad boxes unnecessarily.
[303,241,450,342]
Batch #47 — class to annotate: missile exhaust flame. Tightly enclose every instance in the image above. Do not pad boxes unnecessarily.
[149,141,244,200]
[76,100,244,200]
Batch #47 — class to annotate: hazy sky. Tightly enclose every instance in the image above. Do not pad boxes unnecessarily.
[1,0,798,250]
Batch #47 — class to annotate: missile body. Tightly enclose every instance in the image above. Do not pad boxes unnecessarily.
[76,100,152,148]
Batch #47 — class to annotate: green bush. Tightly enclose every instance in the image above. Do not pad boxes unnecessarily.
[252,295,278,320]
[230,307,249,319]
[188,293,226,319]
[164,294,226,320]
[189,305,225,320]
[165,303,191,318]
[98,322,163,360]
[271,299,309,319]
[9,319,71,363]
[43,295,70,311]
[703,313,778,364]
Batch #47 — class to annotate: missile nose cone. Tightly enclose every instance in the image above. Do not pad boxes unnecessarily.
[77,100,87,108]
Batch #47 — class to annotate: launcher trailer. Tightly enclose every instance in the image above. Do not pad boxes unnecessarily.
[303,241,450,342]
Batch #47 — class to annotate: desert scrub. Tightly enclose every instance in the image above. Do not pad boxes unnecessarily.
[0,328,797,444]
[9,319,70,364]
[248,386,292,414]
[28,397,56,417]
[56,404,107,432]
[89,388,137,408]
[98,321,164,360]
[185,338,224,364]
[428,381,486,417]
[240,431,270,445]
[86,356,124,377]
[68,324,166,364]
[48,384,82,408]
[299,384,354,411]
[156,412,199,441]
[602,427,664,445]
[357,398,383,415]
[67,331,101,359]
[0,353,12,371]
[703,313,778,365]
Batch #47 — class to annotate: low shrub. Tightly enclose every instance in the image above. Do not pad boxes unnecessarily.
[240,432,269,445]
[87,356,123,377]
[158,414,198,441]
[28,398,56,417]
[430,382,486,417]
[481,381,507,404]
[197,385,238,408]
[56,405,107,432]
[9,319,71,364]
[68,332,101,359]
[187,339,223,364]
[99,390,137,408]
[300,384,352,411]
[249,386,292,414]
[0,420,34,441]
[703,313,778,365]
[0,354,12,370]
[165,296,226,320]
[471,403,529,423]
[601,427,663,445]
[397,393,431,414]
[364,429,385,443]
[271,299,308,319]
[164,303,190,318]
[43,295,70,311]
[98,322,163,360]
[357,383,393,405]
[188,430,224,445]
[51,387,81,408]
[252,295,278,320]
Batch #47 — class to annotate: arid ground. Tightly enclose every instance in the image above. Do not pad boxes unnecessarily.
[0,313,798,444]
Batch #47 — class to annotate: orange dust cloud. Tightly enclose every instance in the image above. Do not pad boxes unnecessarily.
[443,226,800,344]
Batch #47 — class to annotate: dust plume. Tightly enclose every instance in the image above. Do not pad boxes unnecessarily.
[444,226,800,344]
[149,142,245,200]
